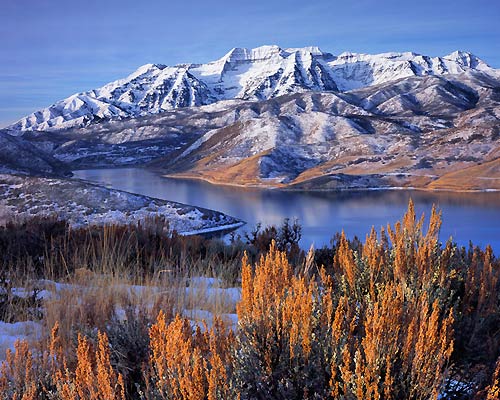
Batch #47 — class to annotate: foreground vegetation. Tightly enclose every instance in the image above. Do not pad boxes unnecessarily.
[0,202,498,399]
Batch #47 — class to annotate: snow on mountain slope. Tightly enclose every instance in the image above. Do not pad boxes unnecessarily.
[10,70,499,190]
[6,46,495,133]
[328,50,491,91]
[189,45,338,100]
[10,65,213,132]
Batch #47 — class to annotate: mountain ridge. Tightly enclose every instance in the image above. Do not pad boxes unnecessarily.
[5,45,495,133]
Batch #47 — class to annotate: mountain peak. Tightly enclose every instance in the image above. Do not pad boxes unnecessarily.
[220,45,327,63]
[446,50,473,58]
[445,50,476,62]
[134,63,166,74]
[221,47,251,62]
[221,45,283,62]
[285,46,324,56]
[443,50,490,70]
[250,45,282,59]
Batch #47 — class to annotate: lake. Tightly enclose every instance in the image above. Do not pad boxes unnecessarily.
[74,168,500,253]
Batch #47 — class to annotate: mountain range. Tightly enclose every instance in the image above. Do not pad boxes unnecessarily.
[2,46,499,191]
[6,46,492,132]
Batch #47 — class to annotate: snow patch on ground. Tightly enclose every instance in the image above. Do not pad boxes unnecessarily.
[0,321,42,361]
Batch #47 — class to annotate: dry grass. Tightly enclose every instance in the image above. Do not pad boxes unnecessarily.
[41,265,241,365]
[427,157,500,191]
[171,151,273,187]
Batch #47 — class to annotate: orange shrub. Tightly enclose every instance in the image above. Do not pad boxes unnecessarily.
[147,311,234,400]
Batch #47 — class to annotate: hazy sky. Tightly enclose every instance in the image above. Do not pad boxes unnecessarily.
[1,0,499,127]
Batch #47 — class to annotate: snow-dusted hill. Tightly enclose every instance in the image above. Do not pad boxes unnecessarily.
[0,131,70,176]
[0,174,243,233]
[6,46,494,132]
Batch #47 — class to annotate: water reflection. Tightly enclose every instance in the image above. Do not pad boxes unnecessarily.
[74,168,500,252]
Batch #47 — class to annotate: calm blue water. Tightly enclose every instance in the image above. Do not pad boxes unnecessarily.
[74,168,500,253]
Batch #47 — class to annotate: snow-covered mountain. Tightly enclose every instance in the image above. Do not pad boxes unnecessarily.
[15,68,499,191]
[7,46,494,132]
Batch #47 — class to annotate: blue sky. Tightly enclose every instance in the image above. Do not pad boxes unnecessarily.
[1,0,499,127]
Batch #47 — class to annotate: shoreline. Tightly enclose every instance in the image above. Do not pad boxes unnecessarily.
[159,171,500,194]
[70,165,500,193]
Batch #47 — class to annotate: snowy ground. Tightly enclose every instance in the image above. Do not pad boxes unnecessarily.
[0,321,42,360]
